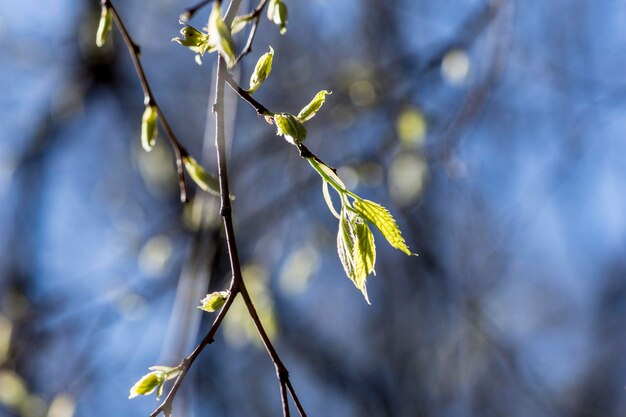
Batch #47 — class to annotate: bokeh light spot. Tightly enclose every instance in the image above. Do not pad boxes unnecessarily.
[388,153,428,206]
[396,107,427,148]
[441,49,470,85]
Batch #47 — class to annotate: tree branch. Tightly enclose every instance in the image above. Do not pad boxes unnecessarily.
[104,0,190,203]
[107,0,309,414]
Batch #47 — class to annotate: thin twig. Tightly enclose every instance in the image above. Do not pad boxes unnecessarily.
[280,379,291,417]
[180,0,214,22]
[223,72,273,116]
[233,0,270,66]
[104,0,190,203]
[222,72,338,178]
[149,287,238,417]
[215,2,307,416]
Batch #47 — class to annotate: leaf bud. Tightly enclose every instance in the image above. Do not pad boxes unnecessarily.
[182,156,221,196]
[96,6,112,48]
[249,47,274,94]
[141,105,158,152]
[267,0,288,34]
[274,113,307,145]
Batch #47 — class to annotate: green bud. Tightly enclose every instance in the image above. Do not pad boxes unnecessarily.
[248,46,274,94]
[198,290,229,312]
[96,6,112,48]
[182,156,220,196]
[208,2,236,68]
[129,366,180,400]
[267,0,288,34]
[128,372,163,399]
[141,105,158,152]
[274,113,307,145]
[297,90,331,122]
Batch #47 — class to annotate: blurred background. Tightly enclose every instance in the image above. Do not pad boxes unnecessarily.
[2,0,626,416]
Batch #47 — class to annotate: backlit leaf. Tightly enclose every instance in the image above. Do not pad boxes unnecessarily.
[353,199,412,255]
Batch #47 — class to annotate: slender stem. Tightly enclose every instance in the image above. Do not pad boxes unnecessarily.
[280,379,291,417]
[223,72,273,116]
[104,0,189,203]
[233,0,270,66]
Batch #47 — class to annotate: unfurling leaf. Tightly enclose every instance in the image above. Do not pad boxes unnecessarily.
[267,0,288,34]
[96,6,112,48]
[183,156,220,196]
[141,105,158,152]
[128,372,162,399]
[297,90,331,122]
[274,113,307,145]
[353,199,412,255]
[353,217,376,286]
[129,366,181,400]
[249,47,274,94]
[172,23,213,56]
[208,2,236,68]
[337,209,373,303]
[198,290,229,312]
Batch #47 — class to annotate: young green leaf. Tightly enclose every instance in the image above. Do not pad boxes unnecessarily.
[128,372,163,399]
[208,2,236,68]
[297,90,331,122]
[274,113,307,145]
[353,199,412,255]
[96,6,112,48]
[141,105,158,152]
[198,290,229,312]
[172,23,213,55]
[337,210,372,303]
[267,0,288,34]
[337,210,356,285]
[183,156,220,196]
[353,217,376,285]
[249,47,274,94]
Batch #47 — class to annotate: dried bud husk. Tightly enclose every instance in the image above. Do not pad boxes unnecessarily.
[274,113,307,145]
[249,47,274,94]
[141,105,158,152]
[96,6,112,48]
